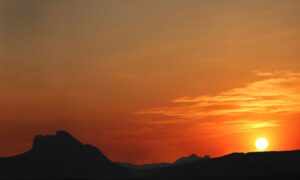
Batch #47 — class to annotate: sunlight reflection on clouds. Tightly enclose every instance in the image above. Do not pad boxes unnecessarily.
[138,71,300,131]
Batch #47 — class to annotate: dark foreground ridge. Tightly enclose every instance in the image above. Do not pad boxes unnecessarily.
[0,131,300,180]
[0,131,128,179]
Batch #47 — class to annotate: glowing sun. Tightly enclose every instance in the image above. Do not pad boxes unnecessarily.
[255,137,269,151]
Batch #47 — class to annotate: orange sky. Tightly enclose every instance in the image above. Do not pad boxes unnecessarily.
[0,0,300,164]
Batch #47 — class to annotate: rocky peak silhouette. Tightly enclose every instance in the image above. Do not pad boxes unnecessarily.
[0,130,128,179]
[32,130,82,152]
[174,153,202,164]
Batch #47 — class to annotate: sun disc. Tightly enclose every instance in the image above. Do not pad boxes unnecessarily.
[255,137,269,151]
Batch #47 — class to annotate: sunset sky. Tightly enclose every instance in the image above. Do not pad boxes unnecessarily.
[0,0,300,164]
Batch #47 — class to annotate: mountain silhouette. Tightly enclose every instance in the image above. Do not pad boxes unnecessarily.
[0,130,300,180]
[119,154,209,169]
[154,151,300,180]
[0,131,128,179]
[174,154,210,165]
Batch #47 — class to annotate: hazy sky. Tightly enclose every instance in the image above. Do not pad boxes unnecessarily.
[1,0,300,164]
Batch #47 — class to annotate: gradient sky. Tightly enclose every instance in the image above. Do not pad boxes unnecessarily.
[0,0,300,164]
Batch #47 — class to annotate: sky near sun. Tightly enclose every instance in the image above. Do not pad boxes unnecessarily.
[0,0,300,164]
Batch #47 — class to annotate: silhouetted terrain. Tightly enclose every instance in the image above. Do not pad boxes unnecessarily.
[0,131,299,180]
[153,150,300,180]
[119,153,208,169]
[0,131,128,179]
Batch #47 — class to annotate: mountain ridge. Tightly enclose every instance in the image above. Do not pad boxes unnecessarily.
[0,130,299,180]
[119,153,209,169]
[0,130,128,179]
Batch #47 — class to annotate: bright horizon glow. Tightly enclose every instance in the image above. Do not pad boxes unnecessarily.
[255,138,269,151]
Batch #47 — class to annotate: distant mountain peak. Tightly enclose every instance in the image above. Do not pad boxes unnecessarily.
[187,154,199,158]
[55,130,76,139]
[1,130,128,178]
[32,130,82,152]
[174,153,209,165]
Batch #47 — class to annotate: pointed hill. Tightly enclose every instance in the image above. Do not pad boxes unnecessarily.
[0,131,128,179]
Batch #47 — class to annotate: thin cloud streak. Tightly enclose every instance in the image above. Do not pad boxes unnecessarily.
[138,71,300,131]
